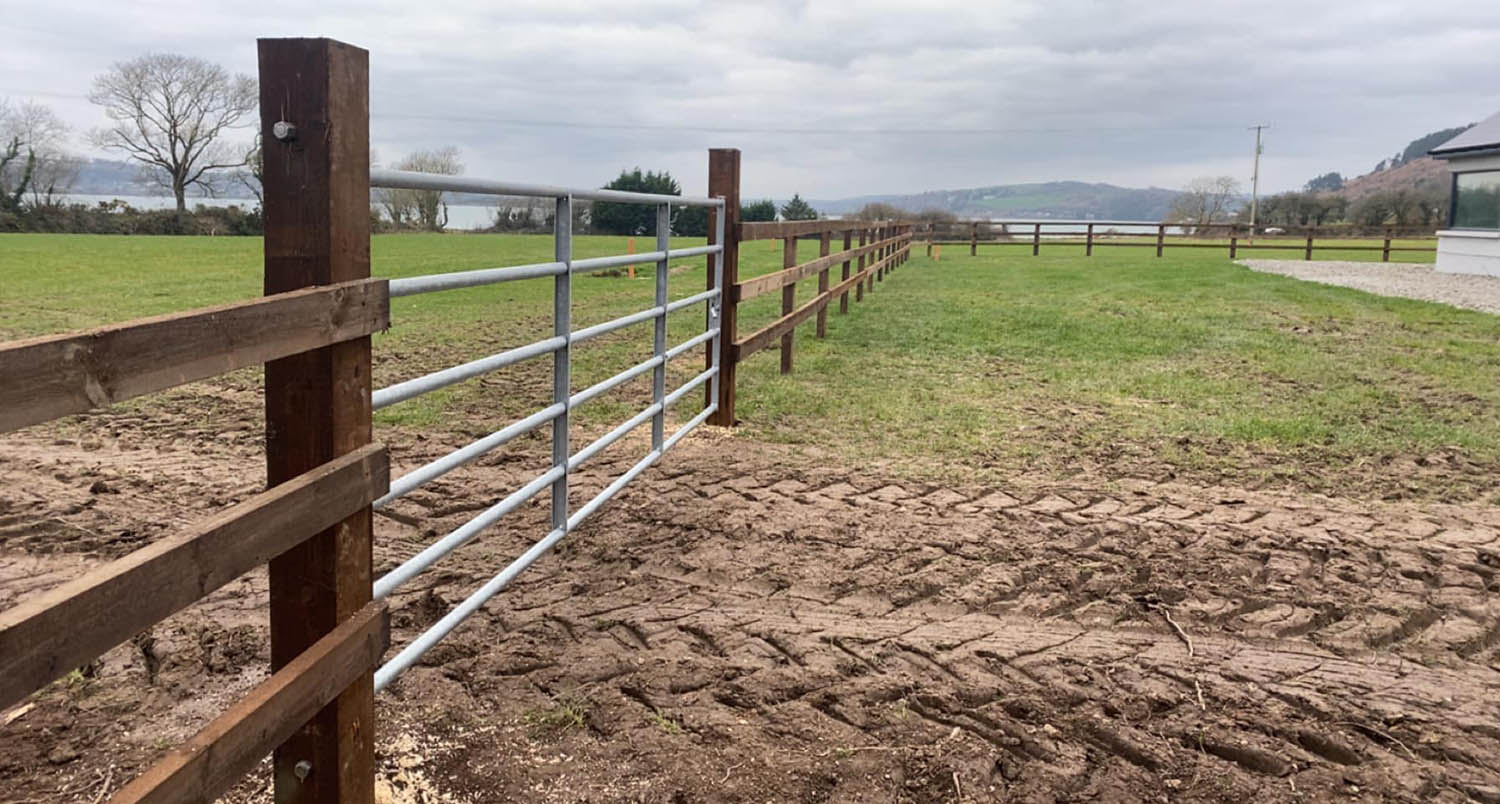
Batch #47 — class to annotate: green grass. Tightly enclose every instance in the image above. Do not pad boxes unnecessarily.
[1,232,1494,500]
[734,245,1498,500]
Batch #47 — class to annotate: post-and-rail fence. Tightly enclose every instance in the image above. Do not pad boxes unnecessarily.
[924,219,1438,261]
[0,37,911,804]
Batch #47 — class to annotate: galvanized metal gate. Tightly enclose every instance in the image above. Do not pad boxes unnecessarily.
[364,169,724,690]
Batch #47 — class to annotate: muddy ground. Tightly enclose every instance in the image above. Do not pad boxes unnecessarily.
[3,383,1500,803]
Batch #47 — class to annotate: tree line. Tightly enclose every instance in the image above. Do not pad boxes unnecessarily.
[1163,172,1450,231]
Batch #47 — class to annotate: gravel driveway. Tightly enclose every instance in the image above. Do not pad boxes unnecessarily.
[1238,259,1500,316]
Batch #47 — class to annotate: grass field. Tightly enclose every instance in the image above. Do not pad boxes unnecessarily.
[1,231,1493,501]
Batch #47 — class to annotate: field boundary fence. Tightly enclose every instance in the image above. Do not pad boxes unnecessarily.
[924,219,1438,261]
[706,150,913,425]
[0,37,915,804]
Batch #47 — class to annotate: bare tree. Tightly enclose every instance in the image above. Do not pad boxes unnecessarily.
[377,147,463,231]
[1166,176,1243,231]
[236,137,263,205]
[1,99,78,207]
[88,54,257,212]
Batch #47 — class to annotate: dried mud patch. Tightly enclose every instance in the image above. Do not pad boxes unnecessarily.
[3,391,1500,801]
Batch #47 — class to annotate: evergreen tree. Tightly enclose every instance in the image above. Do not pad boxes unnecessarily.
[594,168,681,235]
[779,193,818,221]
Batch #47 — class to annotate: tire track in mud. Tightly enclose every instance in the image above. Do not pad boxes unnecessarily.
[5,412,1500,801]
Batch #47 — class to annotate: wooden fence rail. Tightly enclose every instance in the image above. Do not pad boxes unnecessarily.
[704,183,913,425]
[923,219,1438,262]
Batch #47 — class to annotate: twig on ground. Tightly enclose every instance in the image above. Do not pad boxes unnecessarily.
[1194,679,1206,711]
[88,766,113,804]
[953,771,962,800]
[1155,605,1195,657]
[1336,720,1418,762]
[719,762,744,784]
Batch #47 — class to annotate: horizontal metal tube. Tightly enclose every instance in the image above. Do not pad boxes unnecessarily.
[567,449,660,530]
[374,526,567,691]
[373,465,564,599]
[388,261,566,297]
[373,336,565,409]
[375,403,565,508]
[570,356,662,409]
[664,328,718,362]
[370,168,723,207]
[665,287,720,313]
[573,251,667,273]
[667,244,721,259]
[571,306,662,344]
[569,403,661,471]
[664,366,718,408]
[663,404,716,453]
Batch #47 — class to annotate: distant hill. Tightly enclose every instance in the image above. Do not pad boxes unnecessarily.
[1340,157,1448,202]
[68,158,255,199]
[812,181,1180,220]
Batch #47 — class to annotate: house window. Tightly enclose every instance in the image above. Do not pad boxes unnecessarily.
[1452,170,1500,229]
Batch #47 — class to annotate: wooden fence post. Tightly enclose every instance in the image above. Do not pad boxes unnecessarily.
[856,229,867,301]
[258,37,375,804]
[1305,227,1314,261]
[1085,223,1094,257]
[816,232,831,338]
[840,230,852,313]
[707,148,739,427]
[1229,235,1238,260]
[780,236,796,373]
[1156,224,1165,258]
[970,221,978,256]
[1382,228,1392,262]
[1032,223,1041,256]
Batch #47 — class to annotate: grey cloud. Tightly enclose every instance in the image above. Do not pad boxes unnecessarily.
[6,0,1500,200]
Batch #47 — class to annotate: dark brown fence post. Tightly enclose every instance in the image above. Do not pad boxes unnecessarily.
[780,236,796,373]
[1032,223,1041,256]
[1229,234,1238,260]
[1155,224,1165,257]
[840,230,852,313]
[926,223,933,257]
[1382,228,1392,262]
[1085,223,1094,257]
[707,148,739,426]
[876,225,885,283]
[1305,227,1314,261]
[970,221,978,256]
[856,229,867,302]
[816,232,831,338]
[258,37,375,804]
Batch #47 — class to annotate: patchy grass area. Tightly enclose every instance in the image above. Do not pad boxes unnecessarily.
[0,232,1491,501]
[738,247,1498,502]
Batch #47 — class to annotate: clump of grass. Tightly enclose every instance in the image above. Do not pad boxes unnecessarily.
[649,710,683,735]
[523,690,590,735]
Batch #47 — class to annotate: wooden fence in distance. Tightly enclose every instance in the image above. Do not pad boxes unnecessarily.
[924,220,1437,262]
[706,149,912,426]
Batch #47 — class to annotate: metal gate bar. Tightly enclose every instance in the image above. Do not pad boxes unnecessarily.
[366,168,723,691]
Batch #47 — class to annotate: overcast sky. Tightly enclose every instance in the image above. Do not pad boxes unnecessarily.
[4,0,1500,200]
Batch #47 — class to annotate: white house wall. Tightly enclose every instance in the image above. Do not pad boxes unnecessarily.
[1435,153,1500,276]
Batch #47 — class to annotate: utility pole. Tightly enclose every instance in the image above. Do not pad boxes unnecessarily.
[1248,124,1267,244]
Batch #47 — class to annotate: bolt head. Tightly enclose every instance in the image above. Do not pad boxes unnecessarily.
[272,121,297,142]
[293,760,312,781]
